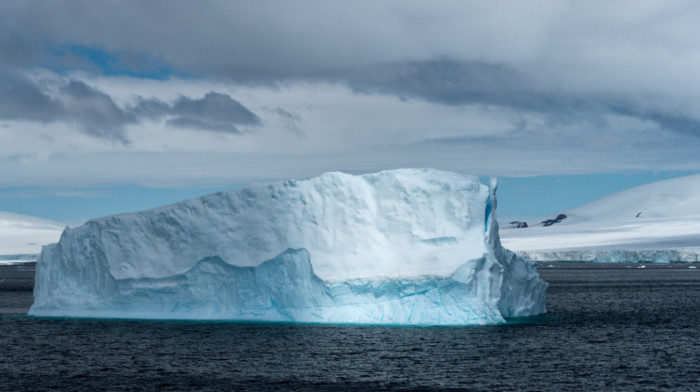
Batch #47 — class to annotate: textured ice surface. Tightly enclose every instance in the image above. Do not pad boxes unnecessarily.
[31,169,547,325]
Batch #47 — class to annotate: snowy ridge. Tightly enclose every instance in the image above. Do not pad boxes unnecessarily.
[501,174,700,262]
[566,174,700,223]
[30,169,547,325]
[0,211,65,261]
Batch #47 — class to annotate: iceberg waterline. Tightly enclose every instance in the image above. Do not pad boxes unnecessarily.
[30,169,547,325]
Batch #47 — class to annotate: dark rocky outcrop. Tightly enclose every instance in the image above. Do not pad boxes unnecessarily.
[508,221,529,229]
[541,214,567,227]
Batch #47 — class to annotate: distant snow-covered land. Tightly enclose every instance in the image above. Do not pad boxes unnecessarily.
[500,174,700,262]
[0,211,65,264]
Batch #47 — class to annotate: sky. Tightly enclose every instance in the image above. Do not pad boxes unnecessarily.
[1,0,700,224]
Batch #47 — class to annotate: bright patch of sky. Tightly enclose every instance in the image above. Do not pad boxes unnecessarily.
[45,45,175,80]
[0,185,237,226]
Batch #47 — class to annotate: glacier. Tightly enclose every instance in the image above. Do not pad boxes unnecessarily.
[30,169,547,325]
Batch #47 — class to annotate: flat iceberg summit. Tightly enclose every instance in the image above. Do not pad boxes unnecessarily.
[31,169,547,325]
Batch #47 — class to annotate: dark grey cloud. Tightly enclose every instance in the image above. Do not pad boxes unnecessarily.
[274,108,301,122]
[0,73,135,142]
[128,97,171,120]
[166,117,243,134]
[0,73,260,141]
[346,59,633,132]
[646,112,700,138]
[272,107,303,136]
[60,80,136,142]
[0,34,40,68]
[172,93,258,124]
[0,2,551,85]
[607,103,700,138]
[349,59,527,106]
[0,3,44,68]
[166,92,260,133]
[346,59,576,122]
[0,72,63,122]
[346,58,700,140]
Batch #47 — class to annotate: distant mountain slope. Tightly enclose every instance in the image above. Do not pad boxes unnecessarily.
[0,211,65,257]
[562,173,700,224]
[500,174,700,261]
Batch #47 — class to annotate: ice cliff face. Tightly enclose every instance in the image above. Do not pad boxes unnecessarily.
[30,169,547,325]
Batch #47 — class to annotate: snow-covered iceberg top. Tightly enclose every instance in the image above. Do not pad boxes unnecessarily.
[30,169,547,325]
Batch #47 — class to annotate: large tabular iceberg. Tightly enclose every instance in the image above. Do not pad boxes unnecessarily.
[30,169,547,325]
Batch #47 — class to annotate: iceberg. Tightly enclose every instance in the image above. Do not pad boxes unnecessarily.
[30,169,547,325]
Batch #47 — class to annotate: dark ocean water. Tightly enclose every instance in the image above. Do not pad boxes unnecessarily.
[2,263,700,391]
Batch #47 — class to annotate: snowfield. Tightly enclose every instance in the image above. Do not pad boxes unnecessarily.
[0,211,65,263]
[30,169,547,325]
[501,174,700,262]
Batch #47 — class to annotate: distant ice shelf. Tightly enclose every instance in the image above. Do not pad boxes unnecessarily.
[516,249,700,263]
[0,254,40,265]
[30,169,547,325]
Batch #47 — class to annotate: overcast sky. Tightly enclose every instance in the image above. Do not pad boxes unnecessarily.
[2,0,700,221]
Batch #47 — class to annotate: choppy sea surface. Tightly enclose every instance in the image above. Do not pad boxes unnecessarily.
[2,262,700,391]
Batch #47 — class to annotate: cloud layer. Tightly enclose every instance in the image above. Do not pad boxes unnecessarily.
[0,71,260,143]
[1,0,700,187]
